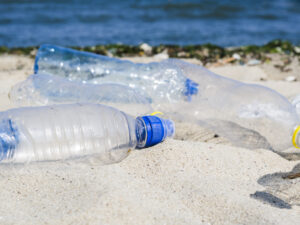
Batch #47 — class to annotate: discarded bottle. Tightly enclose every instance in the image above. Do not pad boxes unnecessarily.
[30,45,300,151]
[10,73,153,116]
[291,94,300,117]
[165,59,300,151]
[34,44,199,102]
[0,103,175,164]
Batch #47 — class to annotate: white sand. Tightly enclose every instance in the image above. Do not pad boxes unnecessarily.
[0,54,299,225]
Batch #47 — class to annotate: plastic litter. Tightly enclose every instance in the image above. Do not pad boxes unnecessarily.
[0,103,174,164]
[166,59,300,151]
[10,73,153,116]
[24,45,300,151]
[34,44,198,103]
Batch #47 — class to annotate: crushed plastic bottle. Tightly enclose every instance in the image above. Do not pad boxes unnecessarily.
[165,59,300,151]
[28,45,300,151]
[0,103,175,164]
[34,44,199,102]
[10,73,153,116]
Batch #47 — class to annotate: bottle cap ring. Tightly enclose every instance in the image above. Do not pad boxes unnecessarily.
[150,111,164,116]
[292,125,300,149]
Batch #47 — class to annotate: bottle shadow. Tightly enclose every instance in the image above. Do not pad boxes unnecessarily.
[250,163,300,209]
[278,152,300,161]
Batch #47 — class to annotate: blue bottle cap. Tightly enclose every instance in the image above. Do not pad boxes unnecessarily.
[141,116,166,148]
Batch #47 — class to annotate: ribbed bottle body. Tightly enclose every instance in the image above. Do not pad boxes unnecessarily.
[0,104,136,164]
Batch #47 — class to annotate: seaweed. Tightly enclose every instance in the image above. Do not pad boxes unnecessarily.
[0,46,37,57]
[0,40,299,62]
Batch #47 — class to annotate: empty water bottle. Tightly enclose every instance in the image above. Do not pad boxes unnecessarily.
[165,59,300,151]
[34,44,199,102]
[10,73,153,116]
[0,103,174,164]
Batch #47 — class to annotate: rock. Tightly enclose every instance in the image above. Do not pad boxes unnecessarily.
[294,46,300,54]
[154,49,169,60]
[232,53,241,60]
[106,51,113,57]
[177,52,187,57]
[140,43,152,55]
[285,76,297,82]
[30,49,37,57]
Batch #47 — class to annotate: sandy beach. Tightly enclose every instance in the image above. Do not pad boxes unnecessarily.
[0,54,299,224]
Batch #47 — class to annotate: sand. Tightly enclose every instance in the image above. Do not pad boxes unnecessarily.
[0,54,299,225]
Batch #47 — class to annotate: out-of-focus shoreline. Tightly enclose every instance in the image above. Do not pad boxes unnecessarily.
[1,39,299,83]
[1,40,299,64]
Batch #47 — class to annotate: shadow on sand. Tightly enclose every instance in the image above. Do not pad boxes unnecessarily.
[251,163,300,209]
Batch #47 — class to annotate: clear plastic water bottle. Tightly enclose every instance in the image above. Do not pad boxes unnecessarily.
[34,44,199,102]
[10,73,153,116]
[0,103,174,164]
[165,59,300,151]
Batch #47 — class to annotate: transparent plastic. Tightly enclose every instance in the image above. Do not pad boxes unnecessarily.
[291,94,300,117]
[165,59,300,151]
[32,45,300,151]
[0,104,174,164]
[34,44,198,103]
[10,73,153,116]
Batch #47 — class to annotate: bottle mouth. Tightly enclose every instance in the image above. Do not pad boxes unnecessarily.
[135,117,147,148]
[292,125,300,149]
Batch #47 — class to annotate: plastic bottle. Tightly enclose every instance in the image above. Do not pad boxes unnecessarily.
[34,44,199,102]
[165,59,300,151]
[0,103,174,164]
[31,45,300,151]
[291,94,300,117]
[10,73,153,116]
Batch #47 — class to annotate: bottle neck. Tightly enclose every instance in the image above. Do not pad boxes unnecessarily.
[135,116,175,149]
